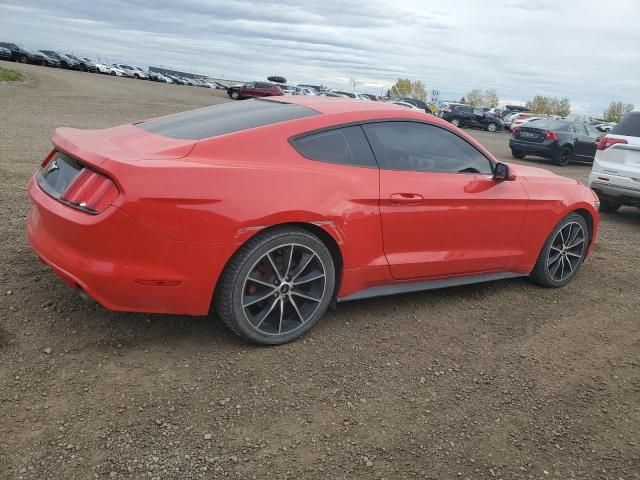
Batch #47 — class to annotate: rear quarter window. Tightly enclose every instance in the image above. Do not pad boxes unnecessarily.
[611,112,640,137]
[291,125,377,168]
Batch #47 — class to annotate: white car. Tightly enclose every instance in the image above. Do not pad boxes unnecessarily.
[391,101,423,110]
[511,116,542,130]
[95,63,125,76]
[588,111,640,212]
[113,64,148,79]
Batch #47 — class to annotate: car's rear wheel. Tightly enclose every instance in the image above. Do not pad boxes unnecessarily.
[599,199,621,213]
[230,90,241,100]
[555,148,571,166]
[215,226,336,345]
[487,123,497,132]
[511,149,525,159]
[18,55,28,64]
[110,71,116,76]
[529,213,589,288]
[450,118,460,127]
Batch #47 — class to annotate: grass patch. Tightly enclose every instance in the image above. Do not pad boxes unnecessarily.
[0,66,24,82]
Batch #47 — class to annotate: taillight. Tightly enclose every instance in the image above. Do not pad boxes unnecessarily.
[597,136,628,150]
[544,130,559,141]
[61,169,119,214]
[512,127,519,135]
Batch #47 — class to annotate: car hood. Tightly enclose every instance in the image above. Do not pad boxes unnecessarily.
[51,125,198,167]
[510,164,580,184]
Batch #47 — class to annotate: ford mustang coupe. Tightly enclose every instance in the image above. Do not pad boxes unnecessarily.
[27,97,599,345]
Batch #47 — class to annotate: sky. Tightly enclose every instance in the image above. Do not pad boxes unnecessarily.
[1,0,639,116]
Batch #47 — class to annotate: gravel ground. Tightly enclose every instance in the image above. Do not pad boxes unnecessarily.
[1,62,639,480]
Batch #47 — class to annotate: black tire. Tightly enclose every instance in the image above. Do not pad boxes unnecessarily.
[529,213,589,288]
[230,90,241,100]
[18,55,28,64]
[134,73,140,79]
[110,71,116,76]
[599,199,621,213]
[215,226,336,345]
[554,147,571,166]
[511,149,525,159]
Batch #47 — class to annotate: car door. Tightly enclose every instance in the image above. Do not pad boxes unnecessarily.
[362,121,529,280]
[472,108,487,128]
[241,82,257,97]
[583,125,601,160]
[457,106,473,126]
[570,124,596,159]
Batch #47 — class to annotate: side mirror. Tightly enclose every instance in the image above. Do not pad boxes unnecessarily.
[493,162,515,181]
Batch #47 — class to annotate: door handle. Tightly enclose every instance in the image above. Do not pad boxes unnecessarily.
[390,193,424,204]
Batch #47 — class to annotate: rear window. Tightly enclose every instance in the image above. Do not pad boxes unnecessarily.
[611,112,640,137]
[137,99,319,140]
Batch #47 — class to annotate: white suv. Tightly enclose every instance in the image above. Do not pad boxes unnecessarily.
[588,111,640,212]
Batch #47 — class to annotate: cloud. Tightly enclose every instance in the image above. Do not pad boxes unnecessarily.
[0,0,638,114]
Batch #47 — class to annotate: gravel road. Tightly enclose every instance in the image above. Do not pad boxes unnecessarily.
[1,61,639,480]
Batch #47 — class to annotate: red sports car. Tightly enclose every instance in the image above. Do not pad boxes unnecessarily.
[27,97,599,345]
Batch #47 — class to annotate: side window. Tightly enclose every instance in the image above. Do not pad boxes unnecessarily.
[473,108,484,116]
[292,125,377,168]
[362,121,493,174]
[585,125,600,137]
[244,82,255,88]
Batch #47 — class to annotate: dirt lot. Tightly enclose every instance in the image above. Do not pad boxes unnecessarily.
[1,62,639,480]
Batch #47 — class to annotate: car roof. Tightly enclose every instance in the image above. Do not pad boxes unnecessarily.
[263,95,425,116]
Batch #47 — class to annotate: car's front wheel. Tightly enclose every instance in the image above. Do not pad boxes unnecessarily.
[555,147,571,166]
[529,213,589,288]
[215,226,336,345]
[487,123,497,132]
[230,90,241,99]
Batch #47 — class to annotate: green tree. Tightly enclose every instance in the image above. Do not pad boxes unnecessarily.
[484,89,499,108]
[389,78,427,101]
[466,89,484,107]
[526,95,571,117]
[465,89,499,108]
[555,97,571,117]
[603,101,634,122]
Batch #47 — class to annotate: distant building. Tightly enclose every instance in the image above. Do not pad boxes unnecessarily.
[148,66,208,80]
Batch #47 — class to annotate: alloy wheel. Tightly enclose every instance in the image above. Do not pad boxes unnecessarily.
[241,244,326,336]
[451,119,460,127]
[546,222,585,282]
[488,123,496,132]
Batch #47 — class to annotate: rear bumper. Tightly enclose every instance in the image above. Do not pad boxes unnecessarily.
[588,173,640,205]
[509,138,558,158]
[27,177,233,316]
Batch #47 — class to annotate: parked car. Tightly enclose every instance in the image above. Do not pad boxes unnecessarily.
[0,46,11,60]
[329,90,357,99]
[299,87,318,96]
[440,105,503,132]
[510,116,542,130]
[210,81,228,90]
[27,97,599,345]
[0,42,39,63]
[148,71,172,83]
[392,101,423,110]
[297,84,323,93]
[504,112,537,130]
[509,118,601,166]
[227,82,284,99]
[39,50,79,69]
[113,64,148,79]
[588,111,640,211]
[66,54,97,72]
[595,123,616,133]
[36,52,61,68]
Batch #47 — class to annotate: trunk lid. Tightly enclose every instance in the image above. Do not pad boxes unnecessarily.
[514,126,546,143]
[52,125,198,168]
[595,134,640,178]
